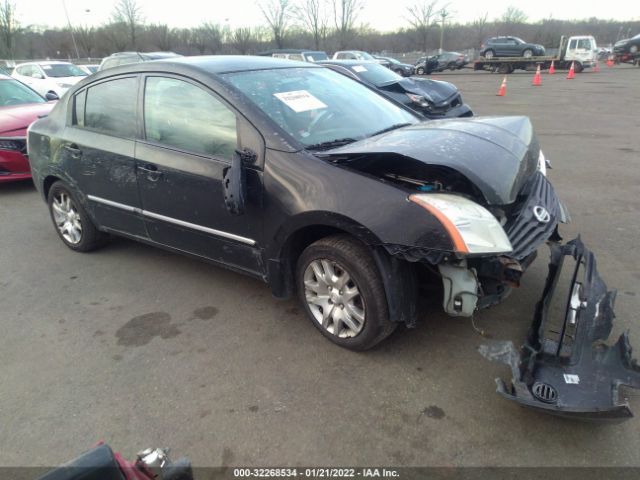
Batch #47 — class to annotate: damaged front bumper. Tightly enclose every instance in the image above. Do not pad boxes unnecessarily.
[480,238,640,421]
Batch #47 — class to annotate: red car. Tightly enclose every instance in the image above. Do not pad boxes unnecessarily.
[0,74,55,183]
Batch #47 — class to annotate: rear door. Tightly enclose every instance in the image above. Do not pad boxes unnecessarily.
[135,74,265,275]
[60,75,147,237]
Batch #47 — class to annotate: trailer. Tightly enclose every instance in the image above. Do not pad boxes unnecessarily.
[474,35,598,74]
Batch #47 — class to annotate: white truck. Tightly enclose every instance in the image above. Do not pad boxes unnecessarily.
[474,35,599,74]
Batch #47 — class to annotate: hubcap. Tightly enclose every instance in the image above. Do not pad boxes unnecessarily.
[52,192,82,244]
[303,259,365,338]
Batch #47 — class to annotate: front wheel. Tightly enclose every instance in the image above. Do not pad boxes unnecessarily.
[296,235,396,351]
[523,49,533,58]
[484,49,495,59]
[48,181,107,252]
[416,67,425,75]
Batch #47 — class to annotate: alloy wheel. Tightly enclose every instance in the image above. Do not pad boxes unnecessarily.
[303,259,365,338]
[52,192,83,244]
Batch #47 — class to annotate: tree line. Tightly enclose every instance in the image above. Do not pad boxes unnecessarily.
[0,0,638,60]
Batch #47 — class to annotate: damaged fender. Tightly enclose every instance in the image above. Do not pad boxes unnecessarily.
[479,238,640,421]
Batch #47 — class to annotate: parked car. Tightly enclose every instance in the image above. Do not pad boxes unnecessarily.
[11,61,87,98]
[78,64,100,75]
[258,49,329,62]
[373,55,415,76]
[332,50,391,67]
[0,74,55,183]
[430,51,470,71]
[99,51,182,71]
[480,37,546,58]
[414,56,440,75]
[319,60,472,118]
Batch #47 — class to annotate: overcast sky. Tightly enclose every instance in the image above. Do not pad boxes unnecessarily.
[18,0,638,31]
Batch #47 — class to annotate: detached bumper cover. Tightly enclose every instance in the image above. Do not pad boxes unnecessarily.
[480,238,640,421]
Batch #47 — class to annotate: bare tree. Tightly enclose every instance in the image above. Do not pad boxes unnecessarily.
[0,0,19,58]
[148,24,174,51]
[500,6,527,25]
[471,12,489,47]
[104,22,130,52]
[232,27,255,54]
[332,0,364,49]
[405,0,440,53]
[294,0,328,50]
[75,25,96,57]
[259,0,291,48]
[112,0,144,48]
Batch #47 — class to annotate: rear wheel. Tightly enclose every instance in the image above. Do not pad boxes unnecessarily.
[296,235,396,351]
[47,181,107,252]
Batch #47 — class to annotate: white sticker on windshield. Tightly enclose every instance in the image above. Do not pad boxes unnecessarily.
[273,90,327,112]
[563,374,580,384]
[42,65,52,70]
[352,65,367,72]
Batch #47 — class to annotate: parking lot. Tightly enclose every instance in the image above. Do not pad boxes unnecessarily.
[1,64,639,468]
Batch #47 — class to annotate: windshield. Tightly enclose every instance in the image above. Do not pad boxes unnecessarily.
[356,52,375,60]
[41,63,87,78]
[223,67,417,148]
[350,62,401,86]
[0,79,45,106]
[305,52,328,61]
[513,37,526,44]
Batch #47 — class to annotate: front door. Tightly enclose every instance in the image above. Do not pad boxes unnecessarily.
[60,75,146,237]
[135,75,264,275]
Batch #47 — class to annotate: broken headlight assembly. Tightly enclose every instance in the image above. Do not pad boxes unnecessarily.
[409,193,513,255]
[405,93,432,109]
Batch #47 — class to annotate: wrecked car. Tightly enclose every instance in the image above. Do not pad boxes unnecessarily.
[27,57,637,419]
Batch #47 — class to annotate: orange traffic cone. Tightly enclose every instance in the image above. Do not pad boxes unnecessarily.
[593,62,600,72]
[497,76,507,96]
[607,56,614,67]
[567,62,575,79]
[549,60,555,74]
[532,65,542,86]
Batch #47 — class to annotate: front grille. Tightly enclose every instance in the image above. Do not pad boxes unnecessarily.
[504,172,562,261]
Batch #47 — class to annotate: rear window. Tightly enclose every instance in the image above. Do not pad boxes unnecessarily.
[84,77,137,137]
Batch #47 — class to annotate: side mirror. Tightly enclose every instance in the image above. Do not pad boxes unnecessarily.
[223,149,255,216]
[45,91,59,101]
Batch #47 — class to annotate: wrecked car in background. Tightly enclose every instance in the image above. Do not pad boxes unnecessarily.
[26,56,639,420]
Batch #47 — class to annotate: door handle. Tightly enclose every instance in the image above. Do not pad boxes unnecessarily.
[63,143,82,159]
[138,163,163,181]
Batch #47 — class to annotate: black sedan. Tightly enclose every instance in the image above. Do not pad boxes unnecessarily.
[373,55,415,76]
[27,56,640,419]
[414,56,439,75]
[614,33,640,63]
[480,36,545,58]
[319,60,472,119]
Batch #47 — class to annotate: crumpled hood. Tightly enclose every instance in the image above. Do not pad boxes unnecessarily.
[323,116,539,205]
[394,77,458,104]
[0,102,55,136]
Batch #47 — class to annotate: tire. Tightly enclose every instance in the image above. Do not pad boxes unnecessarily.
[296,234,396,351]
[523,49,533,58]
[47,181,107,252]
[630,45,638,54]
[484,49,495,59]
[416,67,425,75]
[574,62,584,73]
[394,68,404,76]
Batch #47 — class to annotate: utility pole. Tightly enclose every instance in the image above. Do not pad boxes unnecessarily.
[61,0,80,58]
[439,8,450,54]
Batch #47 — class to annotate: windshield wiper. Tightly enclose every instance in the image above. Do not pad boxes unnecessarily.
[369,123,413,137]
[306,138,358,151]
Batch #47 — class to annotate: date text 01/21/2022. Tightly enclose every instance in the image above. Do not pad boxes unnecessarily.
[233,468,400,478]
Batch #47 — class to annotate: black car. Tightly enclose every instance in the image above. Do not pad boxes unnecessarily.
[99,51,182,71]
[319,60,472,118]
[430,52,470,70]
[480,37,546,59]
[27,56,640,419]
[614,33,640,63]
[414,56,439,75]
[373,55,415,76]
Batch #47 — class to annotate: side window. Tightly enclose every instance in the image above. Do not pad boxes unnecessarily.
[73,89,87,127]
[569,39,577,50]
[144,77,238,159]
[85,77,137,137]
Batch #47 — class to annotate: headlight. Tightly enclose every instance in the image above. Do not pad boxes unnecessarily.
[406,93,430,108]
[409,193,513,255]
[538,150,551,176]
[0,138,23,151]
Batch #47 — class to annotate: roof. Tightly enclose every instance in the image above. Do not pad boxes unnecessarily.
[15,61,75,66]
[318,60,379,66]
[141,55,318,74]
[258,49,327,56]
